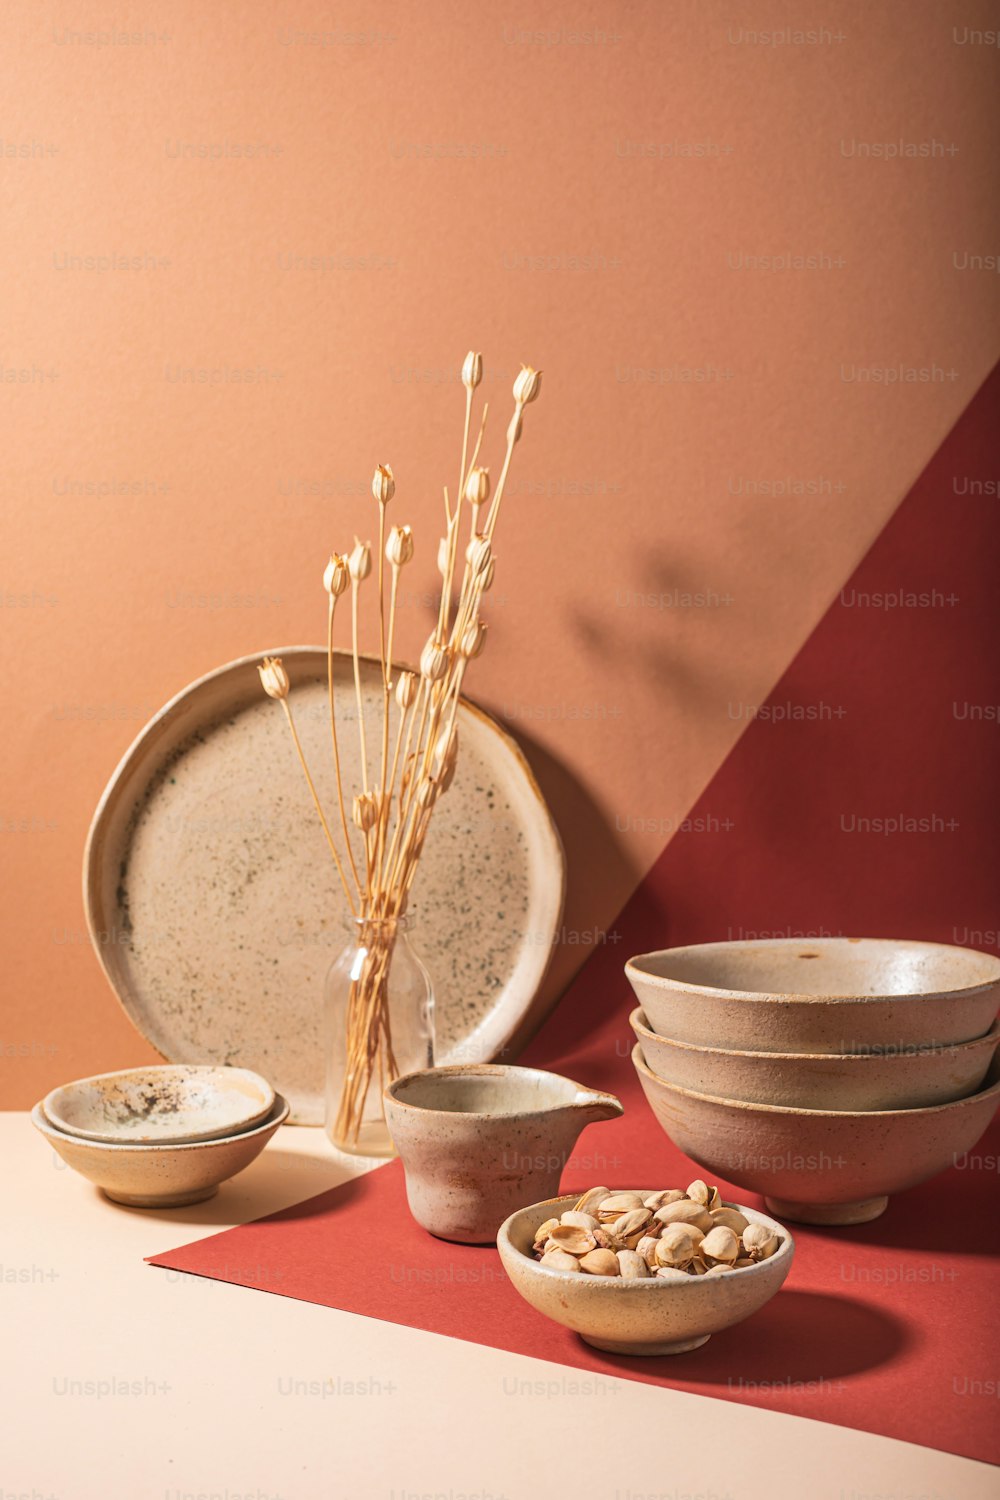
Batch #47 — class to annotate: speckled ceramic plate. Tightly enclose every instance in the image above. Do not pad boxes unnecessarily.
[84,648,565,1123]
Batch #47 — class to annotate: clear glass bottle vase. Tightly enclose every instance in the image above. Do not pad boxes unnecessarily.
[324,914,434,1157]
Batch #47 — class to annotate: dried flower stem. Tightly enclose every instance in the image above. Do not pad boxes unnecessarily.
[328,598,362,897]
[350,579,369,795]
[279,697,357,916]
[262,356,540,1149]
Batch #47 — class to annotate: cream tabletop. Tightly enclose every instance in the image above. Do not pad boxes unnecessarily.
[5,1112,993,1500]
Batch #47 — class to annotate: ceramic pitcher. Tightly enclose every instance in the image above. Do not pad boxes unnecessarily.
[383,1063,624,1243]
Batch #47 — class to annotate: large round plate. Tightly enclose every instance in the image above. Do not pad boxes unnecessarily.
[84,647,565,1123]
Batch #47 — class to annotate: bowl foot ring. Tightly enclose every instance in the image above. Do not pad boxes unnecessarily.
[764,1194,889,1226]
[101,1185,220,1209]
[582,1333,711,1356]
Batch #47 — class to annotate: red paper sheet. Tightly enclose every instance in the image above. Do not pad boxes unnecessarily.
[150,370,1000,1463]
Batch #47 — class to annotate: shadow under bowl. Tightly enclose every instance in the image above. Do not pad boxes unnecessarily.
[497,1191,793,1356]
[626,937,1000,1054]
[31,1093,290,1207]
[632,1043,1000,1224]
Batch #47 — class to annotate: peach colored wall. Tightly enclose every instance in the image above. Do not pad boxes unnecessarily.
[3,0,998,1105]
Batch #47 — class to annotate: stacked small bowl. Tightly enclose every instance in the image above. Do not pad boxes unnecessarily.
[33,1063,288,1207]
[627,937,1000,1224]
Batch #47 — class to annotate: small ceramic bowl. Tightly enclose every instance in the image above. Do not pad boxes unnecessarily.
[384,1064,623,1244]
[43,1064,275,1145]
[630,1007,1000,1111]
[626,937,1000,1054]
[32,1093,289,1207]
[497,1191,793,1355]
[633,1043,1000,1224]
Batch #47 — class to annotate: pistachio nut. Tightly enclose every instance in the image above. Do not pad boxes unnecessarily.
[540,1248,581,1272]
[546,1224,597,1256]
[596,1192,646,1222]
[711,1207,751,1237]
[742,1223,780,1261]
[700,1226,740,1265]
[654,1225,701,1270]
[653,1200,714,1234]
[642,1189,686,1211]
[578,1248,620,1277]
[616,1250,650,1279]
[572,1186,610,1217]
[559,1211,600,1232]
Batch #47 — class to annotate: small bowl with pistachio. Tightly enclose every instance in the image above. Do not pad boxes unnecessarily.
[497,1182,793,1355]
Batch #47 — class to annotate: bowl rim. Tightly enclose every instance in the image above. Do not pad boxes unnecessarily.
[43,1062,276,1143]
[625,937,1000,1005]
[31,1092,290,1150]
[629,1006,1000,1063]
[632,1042,1000,1119]
[497,1191,793,1287]
[383,1062,621,1122]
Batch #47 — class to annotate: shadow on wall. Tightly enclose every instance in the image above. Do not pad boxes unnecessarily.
[499,720,646,1054]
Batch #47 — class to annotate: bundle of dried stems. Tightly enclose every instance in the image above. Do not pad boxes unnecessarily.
[259,355,541,1147]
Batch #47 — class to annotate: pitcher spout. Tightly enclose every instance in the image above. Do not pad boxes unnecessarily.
[570,1087,624,1124]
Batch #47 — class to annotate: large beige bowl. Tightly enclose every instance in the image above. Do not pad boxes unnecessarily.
[626,938,1000,1054]
[32,1093,289,1207]
[633,1043,1000,1224]
[631,1007,1000,1111]
[497,1191,793,1356]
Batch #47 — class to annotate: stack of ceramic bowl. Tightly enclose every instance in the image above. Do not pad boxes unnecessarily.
[32,1064,288,1207]
[626,938,1000,1224]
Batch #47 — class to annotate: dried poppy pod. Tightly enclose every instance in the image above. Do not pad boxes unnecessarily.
[348,538,372,582]
[258,657,289,701]
[371,463,394,505]
[463,467,490,508]
[395,672,417,712]
[419,635,449,682]
[323,553,350,598]
[466,534,492,575]
[352,792,378,833]
[513,364,541,405]
[385,524,413,568]
[459,620,487,660]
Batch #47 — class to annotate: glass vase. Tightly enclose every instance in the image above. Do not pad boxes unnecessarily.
[324,914,434,1157]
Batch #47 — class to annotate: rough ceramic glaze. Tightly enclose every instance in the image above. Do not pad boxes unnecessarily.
[84,648,566,1124]
[497,1191,793,1355]
[31,1094,289,1207]
[631,1008,1000,1111]
[44,1064,275,1145]
[633,1043,1000,1224]
[626,938,1000,1054]
[383,1064,623,1243]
